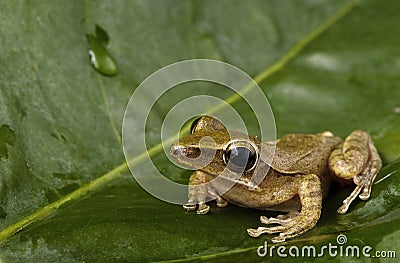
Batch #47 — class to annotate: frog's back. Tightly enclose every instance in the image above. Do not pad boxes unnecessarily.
[266,133,342,176]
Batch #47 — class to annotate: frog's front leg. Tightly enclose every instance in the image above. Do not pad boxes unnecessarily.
[329,130,382,214]
[247,174,322,243]
[183,170,227,215]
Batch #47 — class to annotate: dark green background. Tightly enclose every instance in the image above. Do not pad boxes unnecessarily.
[0,0,399,262]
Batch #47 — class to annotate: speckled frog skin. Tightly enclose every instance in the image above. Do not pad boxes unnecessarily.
[170,116,382,243]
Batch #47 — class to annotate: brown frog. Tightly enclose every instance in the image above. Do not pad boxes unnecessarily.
[170,116,382,243]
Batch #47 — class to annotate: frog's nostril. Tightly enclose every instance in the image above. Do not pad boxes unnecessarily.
[171,144,186,157]
[173,148,181,156]
[170,145,180,156]
[170,145,201,159]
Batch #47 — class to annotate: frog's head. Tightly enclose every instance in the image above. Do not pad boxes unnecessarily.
[170,116,261,177]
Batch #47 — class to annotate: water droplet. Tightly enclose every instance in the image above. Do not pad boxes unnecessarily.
[95,24,109,44]
[0,125,16,160]
[87,24,118,76]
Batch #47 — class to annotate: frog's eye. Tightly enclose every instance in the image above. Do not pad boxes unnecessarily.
[190,117,202,134]
[190,115,227,134]
[223,141,258,173]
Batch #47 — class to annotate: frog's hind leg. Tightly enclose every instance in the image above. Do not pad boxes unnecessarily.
[328,130,382,214]
[247,174,322,243]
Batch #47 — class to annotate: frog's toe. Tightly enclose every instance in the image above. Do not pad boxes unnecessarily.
[216,197,228,207]
[260,216,290,226]
[354,166,373,201]
[260,211,300,225]
[183,203,196,211]
[337,180,364,214]
[196,203,210,214]
[359,188,371,200]
[183,204,196,211]
[358,164,378,201]
[183,202,210,214]
[248,227,287,243]
[247,226,284,237]
[272,234,286,243]
[216,202,228,207]
[337,181,371,213]
[247,228,262,237]
[260,215,270,224]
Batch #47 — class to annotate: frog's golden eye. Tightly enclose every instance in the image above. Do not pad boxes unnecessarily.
[223,141,258,173]
[190,115,227,134]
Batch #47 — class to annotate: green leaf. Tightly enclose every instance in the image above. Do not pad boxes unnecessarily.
[1,0,400,262]
[0,125,16,160]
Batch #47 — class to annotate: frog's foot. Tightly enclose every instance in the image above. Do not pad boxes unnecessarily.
[183,197,227,214]
[183,200,210,214]
[183,200,228,214]
[183,171,210,214]
[329,130,382,214]
[183,171,227,214]
[248,174,322,243]
[215,196,228,207]
[337,154,381,214]
[247,211,319,243]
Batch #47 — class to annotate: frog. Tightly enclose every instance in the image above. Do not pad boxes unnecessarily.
[170,116,382,243]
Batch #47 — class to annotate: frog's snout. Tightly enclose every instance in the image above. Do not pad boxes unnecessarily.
[170,143,201,160]
[170,143,183,158]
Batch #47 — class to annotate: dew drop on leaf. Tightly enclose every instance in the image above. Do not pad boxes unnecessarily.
[86,24,118,76]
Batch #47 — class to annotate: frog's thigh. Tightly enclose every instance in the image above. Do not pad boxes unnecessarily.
[328,130,382,214]
[248,174,322,243]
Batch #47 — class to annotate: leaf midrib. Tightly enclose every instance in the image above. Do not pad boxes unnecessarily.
[0,0,358,245]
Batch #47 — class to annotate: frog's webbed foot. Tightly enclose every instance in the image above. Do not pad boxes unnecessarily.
[329,130,382,214]
[247,213,305,242]
[247,174,322,243]
[183,171,227,215]
[247,211,300,241]
[247,210,320,243]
